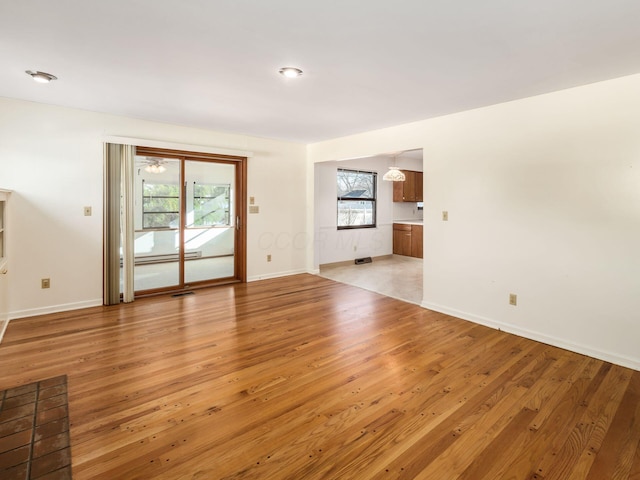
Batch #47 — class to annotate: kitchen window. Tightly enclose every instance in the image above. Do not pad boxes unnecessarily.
[337,168,377,229]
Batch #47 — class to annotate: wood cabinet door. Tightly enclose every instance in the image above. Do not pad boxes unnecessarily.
[411,225,423,259]
[393,180,404,202]
[403,171,416,202]
[392,170,423,203]
[393,224,412,256]
[415,172,423,202]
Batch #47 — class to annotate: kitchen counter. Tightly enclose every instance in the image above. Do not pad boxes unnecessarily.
[393,220,423,226]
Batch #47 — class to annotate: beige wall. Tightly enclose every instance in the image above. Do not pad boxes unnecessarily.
[309,73,640,370]
[0,97,308,318]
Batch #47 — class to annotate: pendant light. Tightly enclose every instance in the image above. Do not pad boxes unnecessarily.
[383,167,406,181]
[382,156,406,182]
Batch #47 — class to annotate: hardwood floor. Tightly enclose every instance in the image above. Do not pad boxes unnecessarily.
[1,274,639,479]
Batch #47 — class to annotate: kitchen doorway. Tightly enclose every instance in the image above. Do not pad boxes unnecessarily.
[314,149,424,305]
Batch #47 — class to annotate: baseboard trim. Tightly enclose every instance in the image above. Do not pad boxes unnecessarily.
[8,299,103,321]
[319,255,393,269]
[422,301,640,371]
[247,269,309,282]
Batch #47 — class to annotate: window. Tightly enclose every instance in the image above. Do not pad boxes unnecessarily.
[191,183,231,227]
[142,181,180,229]
[337,168,377,229]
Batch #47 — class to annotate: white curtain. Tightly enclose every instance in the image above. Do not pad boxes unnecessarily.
[120,145,135,302]
[103,143,135,305]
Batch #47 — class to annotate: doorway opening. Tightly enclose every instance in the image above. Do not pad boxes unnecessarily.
[314,149,423,305]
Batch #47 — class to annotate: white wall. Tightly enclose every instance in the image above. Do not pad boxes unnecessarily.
[0,97,308,318]
[0,191,9,339]
[309,74,640,370]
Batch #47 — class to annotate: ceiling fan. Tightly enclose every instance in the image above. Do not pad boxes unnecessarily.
[143,157,166,174]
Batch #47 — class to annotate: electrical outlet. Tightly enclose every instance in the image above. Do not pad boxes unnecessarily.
[509,293,517,306]
[442,211,449,221]
[249,205,259,214]
[84,206,92,216]
[41,278,50,289]
[267,254,272,262]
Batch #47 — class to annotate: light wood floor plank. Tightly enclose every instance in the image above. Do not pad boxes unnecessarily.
[1,274,638,479]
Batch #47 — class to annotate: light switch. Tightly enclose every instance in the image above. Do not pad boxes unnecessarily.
[250,196,255,205]
[442,211,448,221]
[249,205,259,214]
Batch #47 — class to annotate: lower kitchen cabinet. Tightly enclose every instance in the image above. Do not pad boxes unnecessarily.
[411,223,423,259]
[393,223,423,259]
[393,223,412,256]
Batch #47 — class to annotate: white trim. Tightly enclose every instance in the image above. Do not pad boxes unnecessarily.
[9,299,103,320]
[247,269,308,282]
[0,319,8,343]
[103,136,253,158]
[422,301,640,372]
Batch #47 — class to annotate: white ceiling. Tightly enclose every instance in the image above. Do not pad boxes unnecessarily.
[2,0,640,144]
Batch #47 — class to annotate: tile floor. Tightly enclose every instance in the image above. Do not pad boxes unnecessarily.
[318,254,423,305]
[0,376,71,479]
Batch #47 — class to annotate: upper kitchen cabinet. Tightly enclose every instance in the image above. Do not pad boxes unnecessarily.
[393,170,423,202]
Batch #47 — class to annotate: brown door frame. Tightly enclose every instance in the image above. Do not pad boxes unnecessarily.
[134,146,247,296]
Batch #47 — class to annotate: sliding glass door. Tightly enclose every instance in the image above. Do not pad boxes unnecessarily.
[133,157,181,291]
[130,150,245,295]
[184,160,236,284]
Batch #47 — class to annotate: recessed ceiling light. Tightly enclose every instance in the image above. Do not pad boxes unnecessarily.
[25,70,58,83]
[279,67,303,78]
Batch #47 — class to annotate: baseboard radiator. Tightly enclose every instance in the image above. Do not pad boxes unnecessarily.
[121,251,202,266]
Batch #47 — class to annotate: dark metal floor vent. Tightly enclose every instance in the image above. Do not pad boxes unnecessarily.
[172,291,195,297]
[354,257,372,265]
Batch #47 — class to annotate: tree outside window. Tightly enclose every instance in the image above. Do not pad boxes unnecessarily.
[192,183,231,227]
[142,182,180,229]
[337,169,377,229]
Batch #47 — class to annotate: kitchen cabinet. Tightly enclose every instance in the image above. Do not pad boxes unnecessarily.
[393,170,423,202]
[393,223,423,259]
[411,223,423,259]
[393,223,412,256]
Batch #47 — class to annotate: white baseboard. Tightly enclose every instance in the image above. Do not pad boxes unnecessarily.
[247,269,309,282]
[422,301,640,372]
[8,299,103,321]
